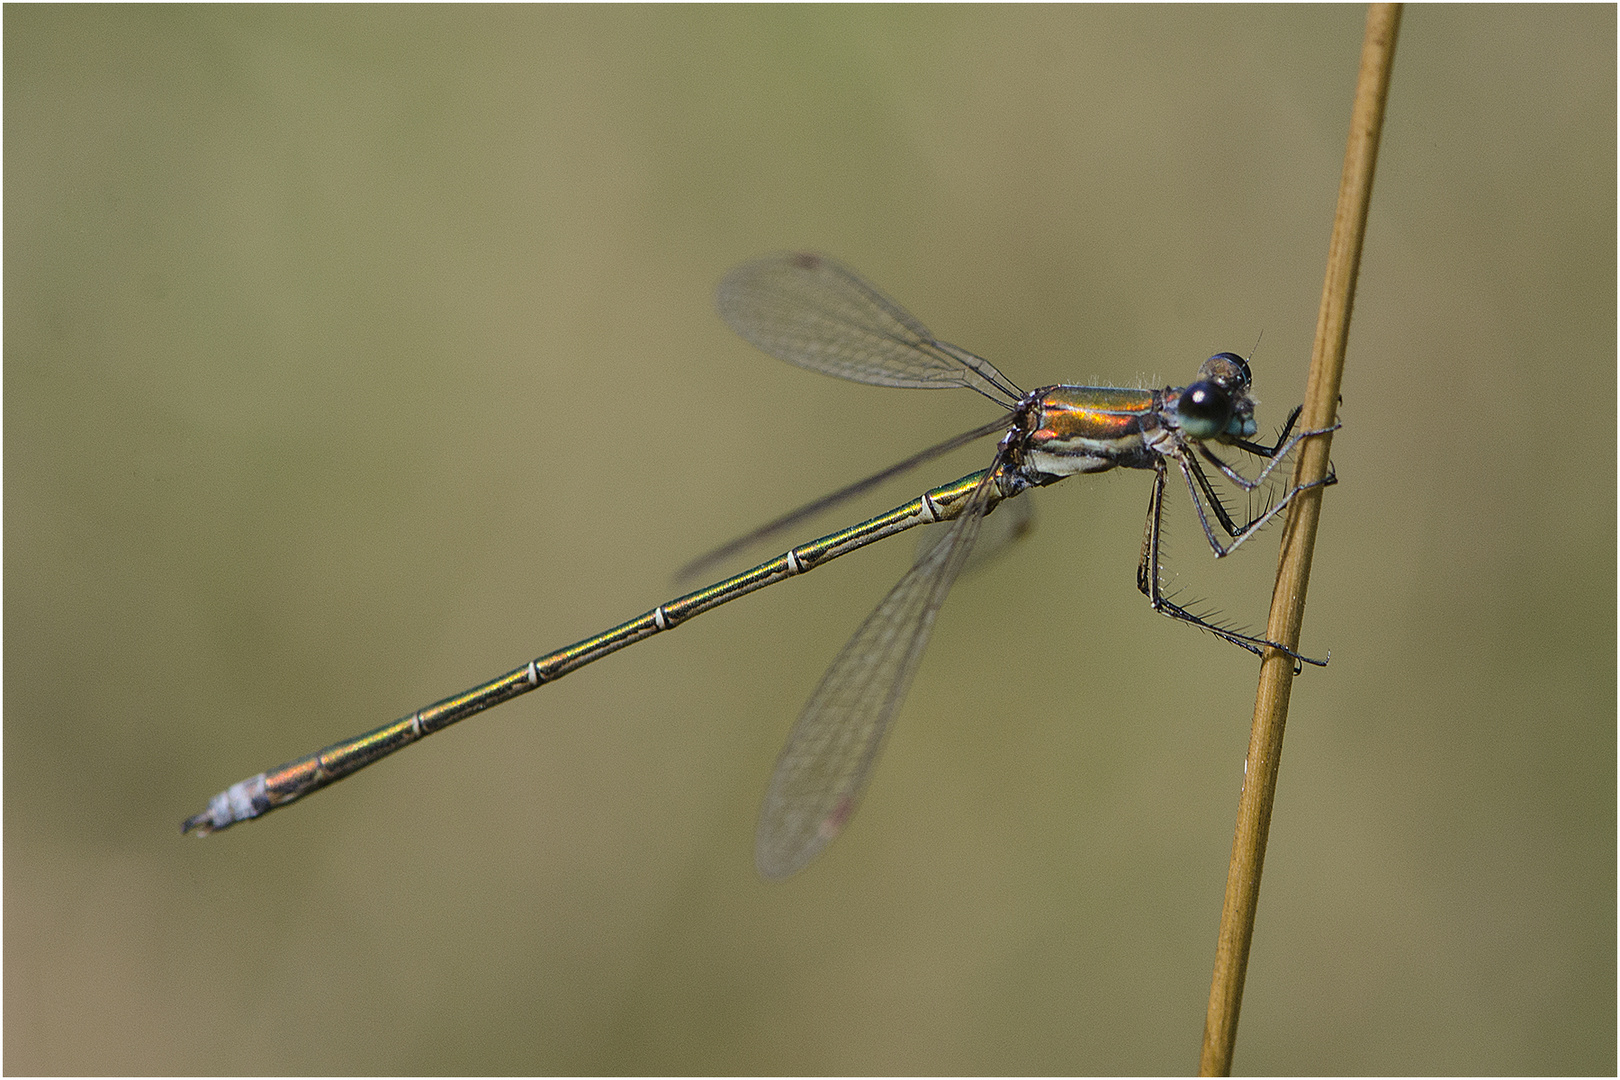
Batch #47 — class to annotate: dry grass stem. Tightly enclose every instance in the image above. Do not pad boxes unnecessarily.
[1197,5,1402,1074]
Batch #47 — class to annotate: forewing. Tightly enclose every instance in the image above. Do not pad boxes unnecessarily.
[717,253,1018,403]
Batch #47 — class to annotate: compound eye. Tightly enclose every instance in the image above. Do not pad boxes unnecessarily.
[1178,381,1232,438]
[1198,351,1252,392]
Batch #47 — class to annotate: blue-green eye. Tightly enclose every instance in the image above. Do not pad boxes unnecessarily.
[1178,381,1232,438]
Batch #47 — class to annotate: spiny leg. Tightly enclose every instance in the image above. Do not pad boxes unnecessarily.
[1232,404,1303,458]
[1181,450,1249,540]
[1179,412,1342,547]
[1199,415,1341,493]
[1176,450,1336,561]
[1138,459,1328,667]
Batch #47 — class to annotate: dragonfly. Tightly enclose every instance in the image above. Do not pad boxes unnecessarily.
[183,252,1335,879]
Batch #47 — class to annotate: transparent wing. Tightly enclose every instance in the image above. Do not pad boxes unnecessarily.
[917,485,1035,576]
[675,415,1011,584]
[755,465,1001,879]
[717,253,1022,405]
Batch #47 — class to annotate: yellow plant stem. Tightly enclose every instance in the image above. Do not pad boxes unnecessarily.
[1199,4,1402,1074]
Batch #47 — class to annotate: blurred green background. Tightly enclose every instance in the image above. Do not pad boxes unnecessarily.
[6,6,1613,1074]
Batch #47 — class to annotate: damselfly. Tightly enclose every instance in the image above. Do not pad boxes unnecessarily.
[183,253,1334,879]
